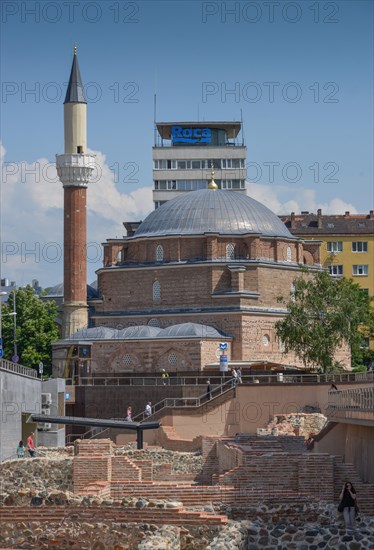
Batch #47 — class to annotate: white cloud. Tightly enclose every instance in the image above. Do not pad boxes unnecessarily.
[0,144,153,287]
[246,181,358,215]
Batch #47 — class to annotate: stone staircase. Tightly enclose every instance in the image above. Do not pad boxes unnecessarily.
[156,426,202,452]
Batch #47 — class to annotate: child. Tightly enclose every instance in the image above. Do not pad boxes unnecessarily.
[17,440,25,458]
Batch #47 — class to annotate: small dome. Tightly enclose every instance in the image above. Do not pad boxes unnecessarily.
[134,189,295,239]
[118,326,162,339]
[70,327,119,340]
[160,322,226,339]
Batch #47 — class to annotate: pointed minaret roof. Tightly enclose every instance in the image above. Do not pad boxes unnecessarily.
[64,45,87,104]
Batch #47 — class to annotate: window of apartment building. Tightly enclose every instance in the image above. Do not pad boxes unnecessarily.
[327,241,343,253]
[155,245,164,262]
[221,159,245,169]
[155,201,166,209]
[175,180,207,191]
[329,265,343,276]
[359,288,369,296]
[352,242,368,253]
[226,243,235,260]
[153,280,161,301]
[221,179,245,189]
[352,265,368,276]
[154,180,177,190]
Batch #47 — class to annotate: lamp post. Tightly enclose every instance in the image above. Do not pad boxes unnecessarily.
[0,291,7,358]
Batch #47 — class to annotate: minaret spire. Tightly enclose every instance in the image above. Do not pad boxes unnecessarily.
[64,46,86,105]
[56,48,95,338]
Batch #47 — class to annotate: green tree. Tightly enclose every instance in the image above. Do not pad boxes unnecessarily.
[275,270,374,373]
[1,286,59,374]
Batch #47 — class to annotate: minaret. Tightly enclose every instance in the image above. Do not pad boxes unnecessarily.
[56,46,95,338]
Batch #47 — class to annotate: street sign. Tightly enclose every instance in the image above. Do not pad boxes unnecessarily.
[219,342,228,351]
[219,354,228,372]
[0,349,3,358]
[38,362,44,374]
[0,338,2,346]
[12,355,19,363]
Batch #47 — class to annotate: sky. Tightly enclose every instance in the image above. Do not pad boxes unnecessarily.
[0,0,373,288]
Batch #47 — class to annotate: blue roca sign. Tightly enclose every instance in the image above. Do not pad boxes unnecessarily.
[171,126,211,144]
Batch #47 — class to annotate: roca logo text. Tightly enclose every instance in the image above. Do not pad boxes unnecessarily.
[171,126,212,144]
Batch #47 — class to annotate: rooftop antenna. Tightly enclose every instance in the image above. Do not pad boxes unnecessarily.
[240,109,245,146]
[153,68,158,146]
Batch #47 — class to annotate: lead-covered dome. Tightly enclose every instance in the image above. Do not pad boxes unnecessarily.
[134,189,294,239]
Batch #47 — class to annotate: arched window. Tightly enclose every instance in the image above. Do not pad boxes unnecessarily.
[155,244,164,262]
[286,246,292,262]
[153,280,161,301]
[290,283,296,301]
[148,318,160,327]
[226,243,235,260]
[262,334,270,346]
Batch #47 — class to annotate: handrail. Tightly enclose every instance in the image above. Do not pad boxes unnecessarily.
[0,358,38,379]
[67,371,374,387]
[133,378,235,422]
[327,386,374,412]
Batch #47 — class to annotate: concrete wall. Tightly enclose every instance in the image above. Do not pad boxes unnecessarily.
[315,423,374,483]
[0,368,41,461]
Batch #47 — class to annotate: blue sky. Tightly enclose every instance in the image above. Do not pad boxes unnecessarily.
[0,0,373,287]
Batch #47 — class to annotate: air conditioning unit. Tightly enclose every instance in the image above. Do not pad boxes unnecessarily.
[38,423,52,431]
[42,393,52,407]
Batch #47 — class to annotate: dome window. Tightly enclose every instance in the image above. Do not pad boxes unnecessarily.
[122,354,132,366]
[148,318,160,327]
[226,243,235,260]
[153,280,161,302]
[155,244,164,262]
[168,353,177,365]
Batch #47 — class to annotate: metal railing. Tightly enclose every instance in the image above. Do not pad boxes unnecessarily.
[327,386,374,412]
[133,378,235,422]
[0,358,38,379]
[69,371,374,388]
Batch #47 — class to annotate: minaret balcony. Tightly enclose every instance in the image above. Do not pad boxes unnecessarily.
[56,153,96,188]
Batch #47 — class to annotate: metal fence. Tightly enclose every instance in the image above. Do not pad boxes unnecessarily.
[0,358,38,379]
[328,386,374,412]
[70,370,374,387]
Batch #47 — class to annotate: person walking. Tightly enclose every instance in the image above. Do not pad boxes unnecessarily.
[236,368,243,384]
[231,368,238,387]
[27,432,36,458]
[339,481,357,528]
[17,440,26,458]
[161,369,169,385]
[206,379,212,400]
[126,406,132,421]
[144,402,152,417]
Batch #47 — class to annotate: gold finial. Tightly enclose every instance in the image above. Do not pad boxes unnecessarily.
[74,43,77,55]
[208,160,218,190]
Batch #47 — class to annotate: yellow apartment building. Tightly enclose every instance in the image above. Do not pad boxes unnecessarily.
[280,209,374,351]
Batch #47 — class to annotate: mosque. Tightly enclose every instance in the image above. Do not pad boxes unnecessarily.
[52,50,349,381]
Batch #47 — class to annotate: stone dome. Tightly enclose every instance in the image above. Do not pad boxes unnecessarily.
[134,189,295,239]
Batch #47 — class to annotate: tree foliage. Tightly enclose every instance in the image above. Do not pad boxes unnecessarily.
[1,286,59,373]
[275,270,374,373]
